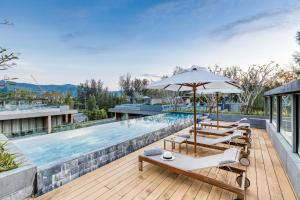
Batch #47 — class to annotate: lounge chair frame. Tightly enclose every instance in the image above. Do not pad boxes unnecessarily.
[200,121,252,136]
[190,127,252,144]
[185,139,250,159]
[139,155,248,199]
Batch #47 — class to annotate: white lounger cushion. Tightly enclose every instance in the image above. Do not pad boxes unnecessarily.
[144,148,240,171]
[219,148,240,165]
[198,126,238,135]
[201,119,249,127]
[183,130,243,145]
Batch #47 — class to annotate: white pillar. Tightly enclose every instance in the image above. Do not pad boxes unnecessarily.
[47,116,52,134]
[70,114,74,123]
[65,114,68,123]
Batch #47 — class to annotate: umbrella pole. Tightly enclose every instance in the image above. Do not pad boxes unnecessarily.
[193,86,197,154]
[216,92,219,129]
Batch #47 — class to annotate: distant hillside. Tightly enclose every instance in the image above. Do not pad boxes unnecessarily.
[4,83,122,97]
[7,83,78,96]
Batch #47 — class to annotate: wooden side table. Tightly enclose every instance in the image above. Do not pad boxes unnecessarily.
[164,136,188,154]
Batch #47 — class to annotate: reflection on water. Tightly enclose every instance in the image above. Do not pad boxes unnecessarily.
[13,113,193,166]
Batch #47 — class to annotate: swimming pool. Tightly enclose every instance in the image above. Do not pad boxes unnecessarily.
[13,113,192,166]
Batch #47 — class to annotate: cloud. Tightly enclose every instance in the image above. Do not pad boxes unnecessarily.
[213,6,300,40]
[72,44,109,54]
[60,32,84,42]
[137,0,219,27]
[60,31,109,54]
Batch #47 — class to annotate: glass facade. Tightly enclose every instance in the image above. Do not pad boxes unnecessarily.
[272,96,277,127]
[280,95,292,145]
[265,97,270,117]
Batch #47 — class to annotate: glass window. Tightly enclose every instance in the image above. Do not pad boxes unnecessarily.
[280,95,292,145]
[272,96,277,127]
[265,97,270,117]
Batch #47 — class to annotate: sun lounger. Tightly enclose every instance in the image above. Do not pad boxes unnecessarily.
[139,148,250,199]
[177,131,250,166]
[185,130,243,145]
[200,118,251,135]
[190,125,251,143]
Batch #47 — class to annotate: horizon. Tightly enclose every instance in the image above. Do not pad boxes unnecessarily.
[1,0,300,90]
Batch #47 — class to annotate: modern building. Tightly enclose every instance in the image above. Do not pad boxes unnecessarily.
[0,105,78,138]
[109,104,163,120]
[264,79,300,198]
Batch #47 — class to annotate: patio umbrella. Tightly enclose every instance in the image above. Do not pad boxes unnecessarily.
[148,67,240,153]
[197,88,242,128]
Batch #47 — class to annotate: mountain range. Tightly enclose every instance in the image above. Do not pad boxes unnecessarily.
[6,83,78,96]
[3,82,122,97]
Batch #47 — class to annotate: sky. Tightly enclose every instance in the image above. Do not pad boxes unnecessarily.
[1,0,300,90]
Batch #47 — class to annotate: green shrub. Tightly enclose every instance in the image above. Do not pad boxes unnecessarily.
[84,108,108,120]
[0,142,20,173]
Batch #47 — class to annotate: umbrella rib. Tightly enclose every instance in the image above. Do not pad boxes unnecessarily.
[225,81,241,89]
[163,84,171,90]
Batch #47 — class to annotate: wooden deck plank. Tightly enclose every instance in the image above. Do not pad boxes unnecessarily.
[258,129,284,200]
[253,129,271,200]
[135,172,175,200]
[261,130,297,200]
[219,170,234,200]
[194,169,218,200]
[157,175,188,200]
[181,171,209,200]
[94,165,160,200]
[33,128,297,200]
[206,170,228,200]
[243,135,257,200]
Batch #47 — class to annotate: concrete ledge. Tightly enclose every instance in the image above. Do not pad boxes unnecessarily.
[36,120,193,196]
[206,113,267,129]
[266,121,299,199]
[0,134,37,200]
[108,108,161,115]
[264,79,300,96]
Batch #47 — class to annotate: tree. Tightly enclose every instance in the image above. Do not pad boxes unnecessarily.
[0,47,18,70]
[293,31,300,66]
[76,79,126,118]
[204,94,218,113]
[209,63,278,114]
[236,62,278,113]
[119,73,150,102]
[87,95,97,111]
[42,91,65,104]
[271,66,300,87]
[0,20,18,70]
[64,94,75,109]
[119,73,134,100]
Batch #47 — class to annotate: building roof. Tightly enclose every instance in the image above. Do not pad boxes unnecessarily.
[264,79,300,96]
[0,107,78,121]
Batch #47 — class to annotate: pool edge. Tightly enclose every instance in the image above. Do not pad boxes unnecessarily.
[35,120,192,196]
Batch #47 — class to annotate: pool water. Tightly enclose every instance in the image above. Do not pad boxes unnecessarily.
[13,113,192,166]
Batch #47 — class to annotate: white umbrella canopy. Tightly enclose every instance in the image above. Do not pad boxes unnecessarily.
[148,67,240,153]
[148,67,239,91]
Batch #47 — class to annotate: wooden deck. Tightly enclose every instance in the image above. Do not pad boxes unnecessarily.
[33,128,297,200]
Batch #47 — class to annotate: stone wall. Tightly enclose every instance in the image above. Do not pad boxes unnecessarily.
[266,121,300,199]
[36,120,193,196]
[0,134,37,200]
